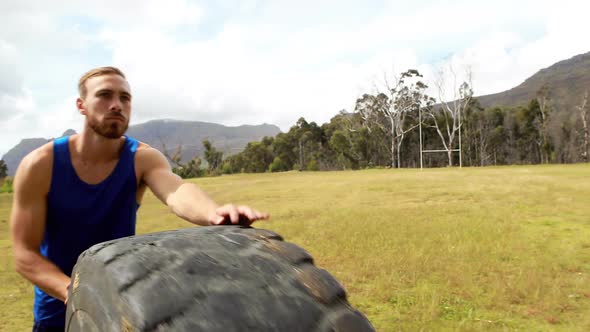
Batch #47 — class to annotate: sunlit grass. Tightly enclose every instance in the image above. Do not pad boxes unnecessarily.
[1,164,590,331]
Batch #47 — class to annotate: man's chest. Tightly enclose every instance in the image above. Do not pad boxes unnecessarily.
[71,159,119,185]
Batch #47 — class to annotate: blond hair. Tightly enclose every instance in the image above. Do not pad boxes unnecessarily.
[78,66,126,98]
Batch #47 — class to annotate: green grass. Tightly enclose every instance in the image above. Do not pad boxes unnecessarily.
[2,164,590,331]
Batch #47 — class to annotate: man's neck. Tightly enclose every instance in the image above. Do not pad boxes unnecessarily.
[72,129,125,164]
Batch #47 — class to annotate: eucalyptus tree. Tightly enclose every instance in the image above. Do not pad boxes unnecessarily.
[355,69,433,168]
[426,65,473,167]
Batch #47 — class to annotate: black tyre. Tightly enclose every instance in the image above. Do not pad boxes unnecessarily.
[65,226,375,331]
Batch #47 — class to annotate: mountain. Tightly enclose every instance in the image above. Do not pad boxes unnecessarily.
[2,120,280,176]
[2,138,51,177]
[126,120,280,165]
[476,51,590,111]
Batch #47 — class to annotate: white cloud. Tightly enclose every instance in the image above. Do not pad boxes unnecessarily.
[0,91,34,119]
[439,0,590,99]
[0,40,23,93]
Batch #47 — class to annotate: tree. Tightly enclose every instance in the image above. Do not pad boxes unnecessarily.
[356,69,433,168]
[173,157,204,179]
[329,130,360,169]
[159,140,204,179]
[273,132,298,169]
[268,156,288,172]
[159,139,184,168]
[576,91,589,162]
[485,108,508,166]
[294,118,312,171]
[223,154,247,174]
[203,139,223,173]
[462,102,508,166]
[0,160,7,178]
[535,84,553,163]
[426,65,473,166]
[323,111,376,169]
[240,141,274,173]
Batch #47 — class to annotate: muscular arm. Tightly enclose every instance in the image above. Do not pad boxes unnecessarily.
[139,148,220,226]
[10,149,70,302]
[138,147,268,226]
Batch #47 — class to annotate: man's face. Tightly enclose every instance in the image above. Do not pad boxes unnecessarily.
[78,74,132,139]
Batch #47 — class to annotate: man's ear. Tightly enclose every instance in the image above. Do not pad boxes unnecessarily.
[76,98,86,115]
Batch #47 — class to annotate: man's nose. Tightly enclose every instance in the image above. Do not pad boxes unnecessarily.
[109,98,122,112]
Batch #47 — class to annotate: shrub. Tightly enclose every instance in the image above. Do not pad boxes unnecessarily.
[222,162,233,175]
[269,157,288,173]
[306,159,319,171]
[0,177,13,193]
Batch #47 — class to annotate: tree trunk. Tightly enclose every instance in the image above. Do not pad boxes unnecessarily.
[580,92,589,162]
[390,117,396,168]
[479,130,485,167]
[448,133,455,167]
[582,109,589,162]
[299,139,304,171]
[542,128,549,164]
[390,135,396,168]
[397,139,402,169]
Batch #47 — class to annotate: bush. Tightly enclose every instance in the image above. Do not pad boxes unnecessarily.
[0,177,13,193]
[172,158,205,179]
[207,169,222,177]
[222,162,233,175]
[269,157,288,173]
[306,159,319,171]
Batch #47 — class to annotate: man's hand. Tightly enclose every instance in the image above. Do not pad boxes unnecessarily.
[210,204,270,226]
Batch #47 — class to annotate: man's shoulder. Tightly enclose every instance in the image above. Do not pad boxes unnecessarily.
[20,142,54,173]
[134,142,168,167]
[135,141,161,157]
[14,142,53,190]
[133,142,172,182]
[135,140,152,151]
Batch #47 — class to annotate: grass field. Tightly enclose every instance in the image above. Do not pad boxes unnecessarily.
[1,164,590,331]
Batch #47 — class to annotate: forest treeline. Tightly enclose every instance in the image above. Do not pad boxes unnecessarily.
[168,69,589,177]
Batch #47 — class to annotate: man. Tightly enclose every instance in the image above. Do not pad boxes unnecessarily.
[10,66,269,331]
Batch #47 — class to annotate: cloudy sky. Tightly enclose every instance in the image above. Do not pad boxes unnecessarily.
[1,0,589,157]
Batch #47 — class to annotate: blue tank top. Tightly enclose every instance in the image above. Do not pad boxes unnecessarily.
[33,135,140,327]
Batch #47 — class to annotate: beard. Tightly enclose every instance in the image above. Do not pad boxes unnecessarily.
[88,114,129,139]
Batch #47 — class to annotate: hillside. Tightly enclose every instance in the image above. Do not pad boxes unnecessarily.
[127,120,280,165]
[2,120,280,176]
[477,51,590,111]
[2,138,50,177]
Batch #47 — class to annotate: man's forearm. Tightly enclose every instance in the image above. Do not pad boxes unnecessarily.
[15,249,70,301]
[166,183,219,226]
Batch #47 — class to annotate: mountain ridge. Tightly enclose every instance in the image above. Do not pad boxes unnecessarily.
[2,120,281,176]
[476,51,590,111]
